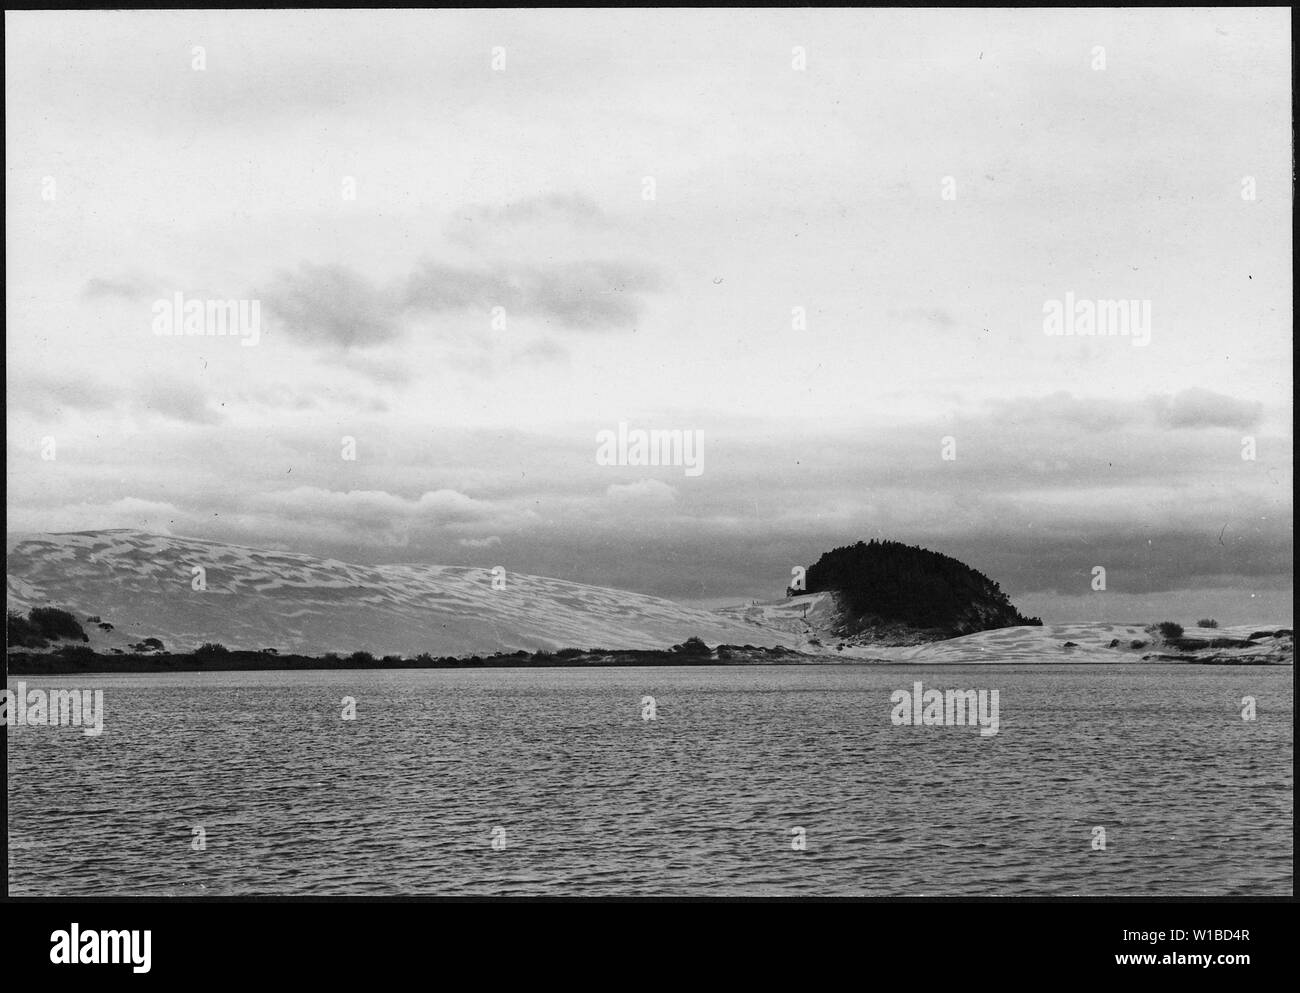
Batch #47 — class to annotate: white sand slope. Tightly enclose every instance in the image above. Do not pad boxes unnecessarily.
[717,593,1291,664]
[875,623,1155,663]
[5,530,801,656]
[716,591,844,642]
[873,623,1293,664]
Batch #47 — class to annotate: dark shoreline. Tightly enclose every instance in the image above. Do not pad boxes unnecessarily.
[5,646,1291,675]
[5,645,821,675]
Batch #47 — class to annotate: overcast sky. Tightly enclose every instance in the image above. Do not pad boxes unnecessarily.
[5,9,1293,623]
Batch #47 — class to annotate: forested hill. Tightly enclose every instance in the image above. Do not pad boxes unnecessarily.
[792,539,1042,637]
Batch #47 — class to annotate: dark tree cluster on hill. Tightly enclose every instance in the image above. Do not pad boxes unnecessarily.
[6,607,89,648]
[793,539,1042,635]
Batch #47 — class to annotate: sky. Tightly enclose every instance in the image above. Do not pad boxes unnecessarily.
[5,8,1293,623]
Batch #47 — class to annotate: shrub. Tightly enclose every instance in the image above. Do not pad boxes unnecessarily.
[98,622,114,632]
[141,637,165,651]
[28,607,88,643]
[195,642,230,656]
[7,610,46,648]
[671,636,711,656]
[55,644,97,660]
[1156,622,1184,640]
[1197,618,1219,629]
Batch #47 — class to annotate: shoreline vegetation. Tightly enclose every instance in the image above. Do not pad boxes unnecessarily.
[5,603,1293,676]
[6,629,1293,675]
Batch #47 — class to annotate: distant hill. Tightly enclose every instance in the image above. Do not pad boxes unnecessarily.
[5,530,799,657]
[791,539,1041,639]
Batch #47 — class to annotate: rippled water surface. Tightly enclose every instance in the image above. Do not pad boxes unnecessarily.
[7,665,1293,896]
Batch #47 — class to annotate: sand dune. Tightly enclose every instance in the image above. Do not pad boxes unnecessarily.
[719,593,1291,664]
[5,530,800,656]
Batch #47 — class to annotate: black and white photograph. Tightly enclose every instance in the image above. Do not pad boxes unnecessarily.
[3,3,1292,947]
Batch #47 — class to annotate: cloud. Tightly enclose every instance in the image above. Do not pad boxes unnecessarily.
[252,487,495,525]
[227,487,531,550]
[605,479,678,504]
[81,275,157,302]
[985,391,1139,431]
[260,263,403,348]
[457,535,501,548]
[11,375,120,416]
[889,306,957,330]
[513,337,569,365]
[404,259,661,330]
[447,193,606,243]
[14,375,222,425]
[986,388,1265,433]
[140,384,223,425]
[523,260,661,329]
[260,254,663,354]
[1151,388,1263,431]
[6,498,182,534]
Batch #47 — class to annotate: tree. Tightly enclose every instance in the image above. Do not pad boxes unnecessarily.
[7,610,46,648]
[28,607,88,643]
[671,636,711,656]
[800,539,1040,635]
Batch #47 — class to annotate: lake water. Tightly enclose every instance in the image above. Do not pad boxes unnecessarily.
[6,665,1293,896]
